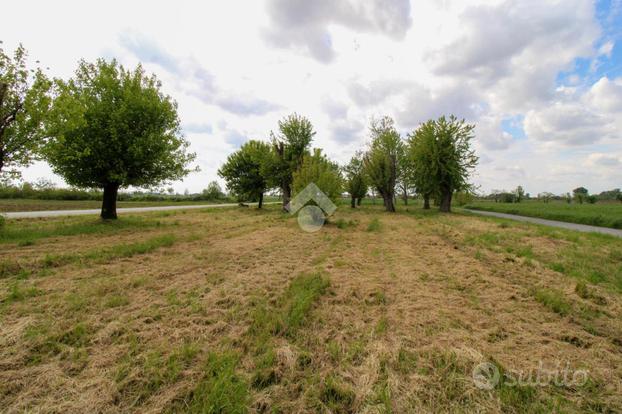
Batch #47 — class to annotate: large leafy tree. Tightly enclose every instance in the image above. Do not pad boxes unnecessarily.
[265,113,314,211]
[364,116,402,212]
[407,120,436,209]
[0,43,51,178]
[408,116,478,213]
[45,59,196,219]
[292,148,342,205]
[343,151,367,208]
[218,140,272,208]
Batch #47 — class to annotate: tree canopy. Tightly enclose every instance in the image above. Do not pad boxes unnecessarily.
[45,59,196,219]
[218,140,272,208]
[408,116,478,212]
[292,148,342,206]
[265,113,314,210]
[364,116,402,212]
[0,43,51,178]
[343,151,367,208]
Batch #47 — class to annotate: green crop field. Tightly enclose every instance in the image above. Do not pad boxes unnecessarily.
[465,200,622,229]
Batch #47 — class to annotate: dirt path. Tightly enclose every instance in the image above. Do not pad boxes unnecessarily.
[465,208,622,238]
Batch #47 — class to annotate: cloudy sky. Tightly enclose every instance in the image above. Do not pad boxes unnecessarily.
[4,0,622,195]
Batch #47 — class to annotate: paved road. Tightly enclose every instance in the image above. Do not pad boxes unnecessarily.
[1,202,276,219]
[465,209,622,238]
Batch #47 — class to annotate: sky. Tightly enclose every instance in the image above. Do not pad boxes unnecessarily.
[3,0,622,195]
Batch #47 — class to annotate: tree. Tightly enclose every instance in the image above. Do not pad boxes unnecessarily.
[515,185,525,203]
[364,116,402,212]
[218,140,271,208]
[292,148,342,205]
[407,120,436,209]
[265,114,314,211]
[538,192,554,203]
[564,192,572,204]
[408,116,478,212]
[0,43,51,178]
[202,181,225,201]
[45,59,196,219]
[573,187,588,204]
[343,151,367,208]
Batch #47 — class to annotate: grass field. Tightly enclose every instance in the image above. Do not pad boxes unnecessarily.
[1,205,621,412]
[0,199,237,213]
[465,200,622,229]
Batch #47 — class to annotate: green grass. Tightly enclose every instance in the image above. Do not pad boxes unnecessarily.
[367,217,382,232]
[0,215,164,244]
[465,200,622,229]
[533,288,572,316]
[0,198,234,213]
[184,352,249,414]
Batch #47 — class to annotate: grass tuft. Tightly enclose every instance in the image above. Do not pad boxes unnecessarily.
[533,288,572,316]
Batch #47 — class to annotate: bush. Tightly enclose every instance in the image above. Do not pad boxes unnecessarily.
[454,191,474,206]
[0,215,5,231]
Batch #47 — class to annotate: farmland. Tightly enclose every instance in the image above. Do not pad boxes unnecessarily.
[465,200,622,230]
[1,205,621,412]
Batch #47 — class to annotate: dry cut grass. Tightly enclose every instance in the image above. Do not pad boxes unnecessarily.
[0,204,621,413]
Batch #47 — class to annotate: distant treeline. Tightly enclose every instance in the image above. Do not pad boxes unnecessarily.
[480,186,622,204]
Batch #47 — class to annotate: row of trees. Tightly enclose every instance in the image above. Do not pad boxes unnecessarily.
[2,43,478,219]
[219,114,478,214]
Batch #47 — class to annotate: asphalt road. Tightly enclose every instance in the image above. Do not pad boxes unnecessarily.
[1,202,274,219]
[464,209,622,238]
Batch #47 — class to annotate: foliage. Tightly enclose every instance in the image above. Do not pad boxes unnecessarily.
[454,191,474,206]
[343,151,367,207]
[201,181,225,200]
[573,187,589,204]
[408,116,478,212]
[364,116,402,212]
[264,113,314,208]
[44,59,196,218]
[45,59,195,189]
[292,148,342,204]
[515,185,525,203]
[218,140,271,206]
[0,43,52,178]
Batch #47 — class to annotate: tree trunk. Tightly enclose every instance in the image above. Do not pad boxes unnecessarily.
[282,185,291,212]
[351,196,356,208]
[101,184,119,219]
[439,189,452,213]
[423,193,430,210]
[383,194,396,212]
[357,197,362,206]
[258,192,264,209]
[402,188,408,205]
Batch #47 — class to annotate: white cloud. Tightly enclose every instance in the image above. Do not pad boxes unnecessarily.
[263,0,412,63]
